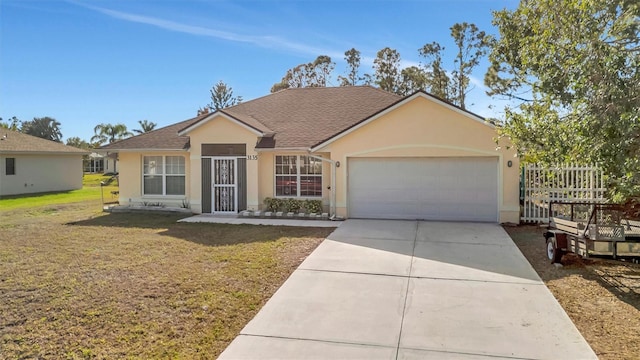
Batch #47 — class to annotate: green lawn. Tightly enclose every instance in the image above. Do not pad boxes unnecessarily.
[81,173,118,187]
[0,174,118,211]
[0,201,332,358]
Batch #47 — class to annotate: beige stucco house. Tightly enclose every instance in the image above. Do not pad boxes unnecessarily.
[0,130,88,196]
[102,86,519,223]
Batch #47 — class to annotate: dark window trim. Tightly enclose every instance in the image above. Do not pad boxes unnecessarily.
[6,157,15,175]
[202,144,246,156]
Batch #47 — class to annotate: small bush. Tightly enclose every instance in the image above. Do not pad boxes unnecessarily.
[284,198,302,213]
[304,199,322,214]
[264,197,284,212]
[265,197,321,213]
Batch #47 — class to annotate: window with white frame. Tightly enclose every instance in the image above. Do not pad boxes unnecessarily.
[275,155,322,197]
[143,156,185,195]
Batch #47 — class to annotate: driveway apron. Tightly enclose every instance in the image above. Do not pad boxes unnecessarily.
[218,220,597,359]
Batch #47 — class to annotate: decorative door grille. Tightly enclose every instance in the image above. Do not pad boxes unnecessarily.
[212,157,237,213]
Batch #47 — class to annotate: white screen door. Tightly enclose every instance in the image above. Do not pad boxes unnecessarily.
[212,157,238,213]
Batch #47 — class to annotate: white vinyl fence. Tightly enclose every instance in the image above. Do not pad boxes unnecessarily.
[521,164,606,223]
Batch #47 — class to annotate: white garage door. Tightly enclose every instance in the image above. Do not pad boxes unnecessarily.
[348,157,498,222]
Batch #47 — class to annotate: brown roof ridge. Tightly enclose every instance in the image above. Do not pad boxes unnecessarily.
[363,85,403,97]
[274,85,392,92]
[218,87,337,113]
[222,89,285,109]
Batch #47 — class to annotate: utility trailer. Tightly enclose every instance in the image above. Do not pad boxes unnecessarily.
[543,202,640,263]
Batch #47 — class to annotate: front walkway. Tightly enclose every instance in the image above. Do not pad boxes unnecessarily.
[178,214,342,228]
[218,220,597,359]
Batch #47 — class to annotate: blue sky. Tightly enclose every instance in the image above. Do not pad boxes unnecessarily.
[1,0,517,142]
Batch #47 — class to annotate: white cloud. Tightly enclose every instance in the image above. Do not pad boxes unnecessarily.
[72,2,342,59]
[467,74,488,92]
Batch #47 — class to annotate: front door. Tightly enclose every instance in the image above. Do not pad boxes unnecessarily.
[212,157,237,213]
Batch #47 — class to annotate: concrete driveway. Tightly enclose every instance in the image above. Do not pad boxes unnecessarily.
[219,220,597,359]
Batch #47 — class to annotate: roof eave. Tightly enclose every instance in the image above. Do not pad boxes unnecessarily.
[0,150,90,155]
[254,147,310,152]
[100,148,190,153]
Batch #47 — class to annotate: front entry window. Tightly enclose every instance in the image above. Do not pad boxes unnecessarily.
[275,155,297,196]
[166,156,186,195]
[143,155,185,195]
[275,155,322,197]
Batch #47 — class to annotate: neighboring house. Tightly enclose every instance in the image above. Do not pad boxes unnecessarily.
[0,130,88,196]
[101,86,520,223]
[103,153,118,174]
[84,153,105,173]
[84,152,118,174]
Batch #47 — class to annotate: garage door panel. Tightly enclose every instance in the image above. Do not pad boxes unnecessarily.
[348,157,498,222]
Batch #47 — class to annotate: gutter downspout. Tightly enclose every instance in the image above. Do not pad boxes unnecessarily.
[306,153,338,219]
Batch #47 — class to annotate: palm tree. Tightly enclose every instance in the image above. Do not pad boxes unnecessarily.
[21,117,63,142]
[91,123,133,145]
[0,116,20,131]
[133,119,157,134]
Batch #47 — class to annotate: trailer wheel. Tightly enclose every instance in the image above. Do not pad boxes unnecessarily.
[546,237,563,264]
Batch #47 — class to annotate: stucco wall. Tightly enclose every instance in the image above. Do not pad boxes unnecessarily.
[317,95,520,223]
[0,154,83,196]
[117,151,190,207]
[186,115,259,213]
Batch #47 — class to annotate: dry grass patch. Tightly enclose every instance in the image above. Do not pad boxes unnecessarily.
[506,225,640,360]
[0,203,333,359]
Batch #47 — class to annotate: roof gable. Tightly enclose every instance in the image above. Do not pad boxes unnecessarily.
[311,91,492,151]
[178,111,269,136]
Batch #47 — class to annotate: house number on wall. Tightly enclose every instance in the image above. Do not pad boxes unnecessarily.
[247,155,258,160]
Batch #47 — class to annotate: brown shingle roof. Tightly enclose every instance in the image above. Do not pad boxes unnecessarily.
[102,86,401,151]
[223,86,401,148]
[0,130,88,154]
[218,110,273,134]
[100,114,208,151]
